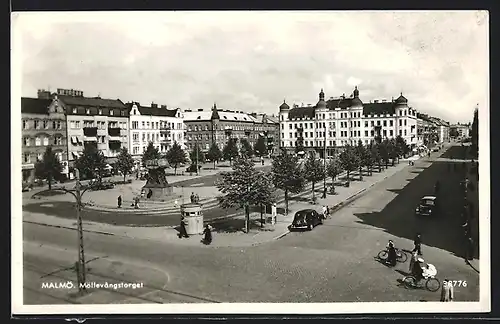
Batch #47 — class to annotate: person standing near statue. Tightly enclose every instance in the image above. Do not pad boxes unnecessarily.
[117,195,122,208]
[178,217,189,239]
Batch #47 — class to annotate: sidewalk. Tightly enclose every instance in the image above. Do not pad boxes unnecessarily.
[24,159,414,248]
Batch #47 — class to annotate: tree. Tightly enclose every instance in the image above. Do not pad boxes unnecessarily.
[371,143,383,172]
[471,108,478,158]
[355,140,367,180]
[295,134,305,154]
[75,145,106,182]
[326,156,342,194]
[339,144,359,185]
[189,143,206,168]
[253,136,268,157]
[141,141,161,167]
[115,147,135,183]
[272,152,306,215]
[378,140,390,169]
[34,146,63,190]
[222,138,239,165]
[215,157,275,233]
[165,141,187,175]
[449,128,460,139]
[387,138,398,166]
[206,142,223,169]
[253,171,278,228]
[366,143,378,175]
[240,138,254,158]
[395,135,410,161]
[303,154,325,202]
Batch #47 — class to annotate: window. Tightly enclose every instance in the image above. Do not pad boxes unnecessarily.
[404,120,407,126]
[142,133,146,141]
[24,153,30,163]
[371,121,374,126]
[404,130,407,136]
[390,130,393,137]
[43,120,48,129]
[399,130,402,136]
[289,133,292,138]
[75,121,80,129]
[377,121,381,126]
[23,137,30,146]
[142,121,145,129]
[72,108,77,114]
[390,120,393,127]
[37,153,43,161]
[289,124,292,130]
[147,122,150,129]
[399,120,402,126]
[350,131,353,137]
[281,124,284,130]
[281,133,284,138]
[371,130,374,136]
[54,136,62,145]
[98,109,102,115]
[35,137,41,146]
[86,109,90,114]
[110,110,114,116]
[383,120,387,127]
[133,133,139,141]
[365,131,368,137]
[34,120,40,129]
[383,130,387,137]
[156,133,159,142]
[23,120,29,129]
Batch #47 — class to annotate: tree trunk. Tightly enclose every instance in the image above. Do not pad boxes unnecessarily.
[48,175,52,190]
[347,171,350,183]
[260,204,264,228]
[213,160,216,170]
[174,165,177,175]
[123,173,126,183]
[245,205,250,233]
[285,190,289,215]
[311,182,315,201]
[331,177,335,194]
[359,166,363,180]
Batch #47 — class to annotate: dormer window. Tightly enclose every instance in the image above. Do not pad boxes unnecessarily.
[98,109,102,115]
[110,110,114,116]
[72,108,77,114]
[86,108,90,114]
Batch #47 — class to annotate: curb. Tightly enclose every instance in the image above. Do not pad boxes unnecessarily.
[24,220,116,236]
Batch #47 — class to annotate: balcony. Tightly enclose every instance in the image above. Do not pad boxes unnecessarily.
[108,127,121,137]
[83,127,98,137]
[109,140,121,151]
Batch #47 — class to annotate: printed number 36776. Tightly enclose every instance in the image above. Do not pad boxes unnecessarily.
[444,280,467,287]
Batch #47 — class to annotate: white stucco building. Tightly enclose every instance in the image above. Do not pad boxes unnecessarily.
[278,87,418,157]
[126,102,185,162]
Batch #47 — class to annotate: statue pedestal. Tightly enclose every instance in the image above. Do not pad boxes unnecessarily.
[145,185,173,200]
[142,162,173,200]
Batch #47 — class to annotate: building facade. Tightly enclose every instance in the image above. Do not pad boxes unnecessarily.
[126,102,185,162]
[278,87,418,157]
[416,113,439,148]
[450,123,471,139]
[183,104,278,154]
[21,91,68,183]
[56,88,129,167]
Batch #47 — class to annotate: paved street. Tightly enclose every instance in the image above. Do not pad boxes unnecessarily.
[22,145,480,304]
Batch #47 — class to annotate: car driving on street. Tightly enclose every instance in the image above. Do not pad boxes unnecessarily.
[288,209,323,231]
[415,196,439,217]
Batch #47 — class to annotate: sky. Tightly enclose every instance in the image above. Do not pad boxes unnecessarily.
[13,11,488,124]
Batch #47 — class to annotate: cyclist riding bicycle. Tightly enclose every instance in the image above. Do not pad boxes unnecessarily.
[386,240,397,267]
[412,257,425,283]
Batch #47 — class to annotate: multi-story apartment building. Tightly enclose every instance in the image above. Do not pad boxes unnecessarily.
[55,88,129,166]
[417,113,439,148]
[249,113,279,155]
[450,123,471,139]
[278,87,418,157]
[21,90,68,183]
[183,104,277,153]
[126,102,185,162]
[430,117,450,143]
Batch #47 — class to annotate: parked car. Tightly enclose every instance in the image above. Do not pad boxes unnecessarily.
[415,196,439,217]
[288,209,323,231]
[90,180,115,191]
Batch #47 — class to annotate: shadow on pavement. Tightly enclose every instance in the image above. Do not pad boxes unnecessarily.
[353,146,475,260]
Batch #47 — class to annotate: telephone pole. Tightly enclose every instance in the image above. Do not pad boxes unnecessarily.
[75,169,86,292]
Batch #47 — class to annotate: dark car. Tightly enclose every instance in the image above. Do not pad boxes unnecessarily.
[415,196,438,217]
[289,209,323,231]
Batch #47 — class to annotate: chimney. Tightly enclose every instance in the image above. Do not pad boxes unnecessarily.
[37,89,51,99]
[374,100,379,103]
[161,104,167,109]
[151,102,158,108]
[198,109,203,112]
[185,109,192,112]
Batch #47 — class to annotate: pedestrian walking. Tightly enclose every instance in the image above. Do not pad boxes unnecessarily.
[190,192,195,203]
[412,233,422,256]
[134,196,140,209]
[195,193,200,203]
[440,279,454,302]
[326,206,330,218]
[322,205,327,220]
[178,217,189,238]
[202,224,212,245]
[409,251,418,273]
[147,189,153,199]
[117,195,122,208]
[261,156,264,166]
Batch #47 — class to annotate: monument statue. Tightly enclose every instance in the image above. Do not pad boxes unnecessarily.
[142,158,173,199]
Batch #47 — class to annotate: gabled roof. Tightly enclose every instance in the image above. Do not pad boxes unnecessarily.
[58,95,126,109]
[363,102,396,116]
[21,97,52,114]
[126,102,179,117]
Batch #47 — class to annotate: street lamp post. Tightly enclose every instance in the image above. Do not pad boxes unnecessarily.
[323,124,332,198]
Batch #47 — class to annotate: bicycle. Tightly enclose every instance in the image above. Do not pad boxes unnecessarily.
[378,248,408,263]
[402,275,441,292]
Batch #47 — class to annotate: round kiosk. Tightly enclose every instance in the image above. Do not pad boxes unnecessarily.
[180,203,204,235]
